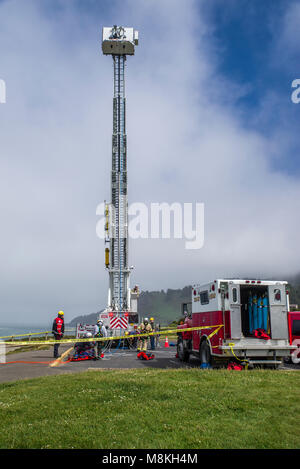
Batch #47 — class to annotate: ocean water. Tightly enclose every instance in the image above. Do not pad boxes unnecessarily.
[0,324,75,339]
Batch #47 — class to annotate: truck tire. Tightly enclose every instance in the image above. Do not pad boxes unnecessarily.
[177,340,189,362]
[283,355,291,364]
[199,339,213,368]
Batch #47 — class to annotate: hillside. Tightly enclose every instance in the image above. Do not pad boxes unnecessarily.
[137,286,191,324]
[68,287,191,326]
[68,311,103,327]
[287,281,300,308]
[68,275,300,326]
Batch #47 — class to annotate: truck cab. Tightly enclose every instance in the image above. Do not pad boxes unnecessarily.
[177,279,296,368]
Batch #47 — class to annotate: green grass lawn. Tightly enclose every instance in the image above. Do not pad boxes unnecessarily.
[0,368,299,449]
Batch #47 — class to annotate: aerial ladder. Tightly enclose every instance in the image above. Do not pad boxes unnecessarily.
[100,26,139,334]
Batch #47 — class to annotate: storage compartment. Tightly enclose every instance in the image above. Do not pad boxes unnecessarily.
[240,285,270,337]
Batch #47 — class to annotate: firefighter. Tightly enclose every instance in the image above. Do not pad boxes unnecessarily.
[94,319,108,359]
[72,332,96,361]
[150,317,156,350]
[137,317,152,353]
[52,310,65,358]
[155,322,161,348]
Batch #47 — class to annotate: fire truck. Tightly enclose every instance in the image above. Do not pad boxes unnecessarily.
[97,285,140,336]
[76,286,140,341]
[177,279,296,368]
[286,311,300,364]
[97,310,139,335]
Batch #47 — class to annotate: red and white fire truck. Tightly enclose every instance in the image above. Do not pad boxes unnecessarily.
[286,311,300,364]
[177,279,296,368]
[97,310,139,334]
[96,286,140,336]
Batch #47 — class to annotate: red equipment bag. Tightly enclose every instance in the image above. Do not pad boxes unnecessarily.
[70,348,96,361]
[253,328,270,340]
[137,351,155,360]
[70,355,93,362]
[227,362,244,370]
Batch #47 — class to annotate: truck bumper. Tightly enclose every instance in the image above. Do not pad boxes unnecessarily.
[220,339,296,358]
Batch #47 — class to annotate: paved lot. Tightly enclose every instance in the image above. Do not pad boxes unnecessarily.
[0,343,298,383]
[0,343,194,383]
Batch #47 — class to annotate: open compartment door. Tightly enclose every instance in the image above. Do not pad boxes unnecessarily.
[268,284,288,339]
[229,283,242,339]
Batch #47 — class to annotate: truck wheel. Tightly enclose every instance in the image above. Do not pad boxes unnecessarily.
[283,355,291,365]
[199,339,212,368]
[177,340,189,362]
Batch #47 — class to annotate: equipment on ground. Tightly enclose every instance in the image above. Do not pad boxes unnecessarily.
[71,334,96,361]
[137,351,155,361]
[49,347,73,367]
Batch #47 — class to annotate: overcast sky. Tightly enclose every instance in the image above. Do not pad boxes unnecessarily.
[0,0,300,325]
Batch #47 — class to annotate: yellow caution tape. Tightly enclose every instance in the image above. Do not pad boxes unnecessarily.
[207,325,223,340]
[228,342,249,369]
[0,329,74,340]
[2,325,224,347]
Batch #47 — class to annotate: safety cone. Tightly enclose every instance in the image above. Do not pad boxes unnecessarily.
[164,337,169,348]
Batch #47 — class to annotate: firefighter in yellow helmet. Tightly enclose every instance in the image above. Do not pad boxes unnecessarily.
[149,317,156,350]
[137,317,152,352]
[52,310,65,358]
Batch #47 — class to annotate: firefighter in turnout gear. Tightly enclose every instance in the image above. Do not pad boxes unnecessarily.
[94,319,108,359]
[137,318,152,352]
[52,311,65,358]
[150,317,156,350]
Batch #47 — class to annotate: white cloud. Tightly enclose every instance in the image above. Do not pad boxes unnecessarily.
[273,1,300,59]
[0,0,299,324]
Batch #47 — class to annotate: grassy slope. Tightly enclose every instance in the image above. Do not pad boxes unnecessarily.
[0,368,299,449]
